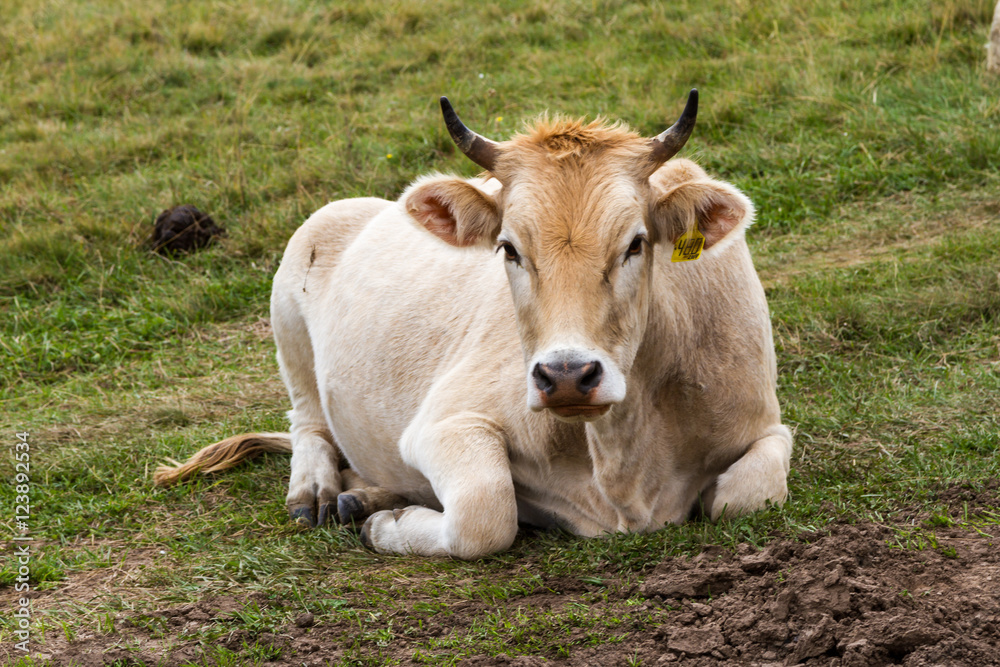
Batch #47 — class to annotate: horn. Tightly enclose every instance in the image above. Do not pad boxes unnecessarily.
[647,89,698,171]
[440,96,500,172]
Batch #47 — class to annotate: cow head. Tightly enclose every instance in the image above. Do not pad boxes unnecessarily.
[404,91,753,422]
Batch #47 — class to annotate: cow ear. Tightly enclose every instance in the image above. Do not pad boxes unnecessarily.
[403,176,502,248]
[649,178,754,251]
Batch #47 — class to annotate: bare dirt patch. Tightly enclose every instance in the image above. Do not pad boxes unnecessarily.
[6,482,999,666]
[634,522,999,666]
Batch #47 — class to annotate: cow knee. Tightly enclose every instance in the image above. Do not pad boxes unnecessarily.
[438,465,519,559]
[444,504,518,560]
[361,506,448,557]
[710,428,791,521]
[366,413,518,558]
[360,500,517,560]
[448,525,517,560]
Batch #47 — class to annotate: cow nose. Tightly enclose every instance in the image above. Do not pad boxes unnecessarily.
[532,360,604,401]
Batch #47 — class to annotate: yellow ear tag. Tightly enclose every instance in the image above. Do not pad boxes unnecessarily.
[671,223,705,262]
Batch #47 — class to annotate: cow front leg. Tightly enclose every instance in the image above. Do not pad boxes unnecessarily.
[360,414,517,559]
[708,424,792,520]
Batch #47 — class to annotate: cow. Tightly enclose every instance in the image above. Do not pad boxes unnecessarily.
[155,91,792,559]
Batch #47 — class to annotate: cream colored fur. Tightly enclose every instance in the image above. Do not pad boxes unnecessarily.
[255,146,791,558]
[990,1,1000,73]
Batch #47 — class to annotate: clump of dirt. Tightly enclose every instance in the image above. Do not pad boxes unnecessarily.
[149,204,224,254]
[636,522,1000,666]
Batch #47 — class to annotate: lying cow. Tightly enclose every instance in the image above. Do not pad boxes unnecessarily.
[155,91,792,559]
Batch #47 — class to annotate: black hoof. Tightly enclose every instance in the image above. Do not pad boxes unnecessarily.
[289,505,315,529]
[359,517,374,550]
[317,502,334,527]
[337,493,365,525]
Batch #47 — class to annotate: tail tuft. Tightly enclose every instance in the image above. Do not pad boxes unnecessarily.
[153,433,292,486]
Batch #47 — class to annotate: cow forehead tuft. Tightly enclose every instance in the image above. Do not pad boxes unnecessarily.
[511,116,644,159]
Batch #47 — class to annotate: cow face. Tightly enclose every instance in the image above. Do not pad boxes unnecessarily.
[489,149,653,422]
[405,94,752,422]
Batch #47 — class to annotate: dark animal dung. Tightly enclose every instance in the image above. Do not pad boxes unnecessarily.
[150,205,224,254]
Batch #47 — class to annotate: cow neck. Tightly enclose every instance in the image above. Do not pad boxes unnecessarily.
[583,392,664,531]
[583,318,665,463]
[580,299,675,527]
[639,258,697,383]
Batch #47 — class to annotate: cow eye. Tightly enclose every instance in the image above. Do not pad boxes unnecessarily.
[625,235,644,261]
[497,241,521,265]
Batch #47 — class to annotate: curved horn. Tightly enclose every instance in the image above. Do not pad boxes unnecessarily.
[647,89,698,171]
[440,96,500,172]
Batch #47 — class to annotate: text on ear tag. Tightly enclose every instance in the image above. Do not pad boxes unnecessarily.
[671,223,705,262]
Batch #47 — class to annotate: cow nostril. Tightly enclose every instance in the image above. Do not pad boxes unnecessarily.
[532,363,555,395]
[578,361,603,394]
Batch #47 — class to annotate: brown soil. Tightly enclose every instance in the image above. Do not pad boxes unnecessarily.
[6,483,999,666]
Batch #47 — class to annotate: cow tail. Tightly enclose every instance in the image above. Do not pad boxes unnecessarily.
[153,432,292,486]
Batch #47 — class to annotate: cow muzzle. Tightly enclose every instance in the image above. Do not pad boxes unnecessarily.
[528,349,626,421]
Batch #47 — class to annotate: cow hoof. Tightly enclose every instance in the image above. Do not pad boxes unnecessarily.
[317,502,335,527]
[359,516,374,550]
[337,492,366,525]
[289,505,315,529]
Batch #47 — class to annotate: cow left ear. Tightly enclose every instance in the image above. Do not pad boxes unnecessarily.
[649,178,755,251]
[403,175,502,248]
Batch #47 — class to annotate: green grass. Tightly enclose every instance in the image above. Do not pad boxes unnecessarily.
[2,0,999,664]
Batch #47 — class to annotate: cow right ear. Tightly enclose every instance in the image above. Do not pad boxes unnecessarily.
[648,176,754,252]
[403,176,502,249]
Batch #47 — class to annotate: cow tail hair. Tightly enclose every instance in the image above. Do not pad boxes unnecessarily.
[152,433,293,486]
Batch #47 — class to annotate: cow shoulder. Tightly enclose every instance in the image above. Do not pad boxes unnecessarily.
[274,197,393,301]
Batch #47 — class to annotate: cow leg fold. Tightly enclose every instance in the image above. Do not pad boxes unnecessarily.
[707,424,793,520]
[361,413,518,559]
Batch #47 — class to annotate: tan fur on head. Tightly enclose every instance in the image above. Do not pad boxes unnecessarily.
[512,116,641,159]
[152,433,292,486]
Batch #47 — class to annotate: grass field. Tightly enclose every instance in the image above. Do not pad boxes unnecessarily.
[1,0,999,665]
